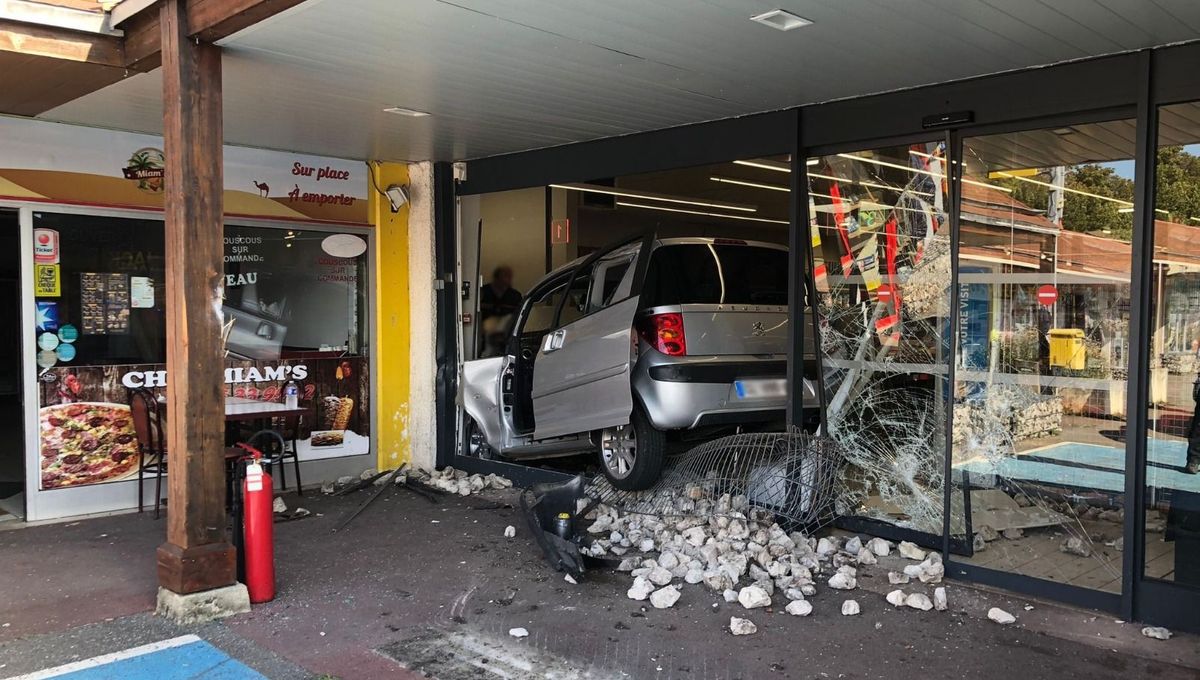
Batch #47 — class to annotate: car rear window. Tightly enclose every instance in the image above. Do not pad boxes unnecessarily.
[642,243,788,306]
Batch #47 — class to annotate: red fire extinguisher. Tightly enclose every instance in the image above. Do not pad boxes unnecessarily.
[238,443,276,603]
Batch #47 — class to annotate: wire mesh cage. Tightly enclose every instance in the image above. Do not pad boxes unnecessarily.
[586,428,846,532]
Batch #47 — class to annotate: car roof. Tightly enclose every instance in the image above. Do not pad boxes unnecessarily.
[543,236,788,281]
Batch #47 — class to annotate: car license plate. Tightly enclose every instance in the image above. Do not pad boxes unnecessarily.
[734,378,787,400]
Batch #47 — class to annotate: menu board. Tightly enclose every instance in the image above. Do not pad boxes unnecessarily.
[79,272,130,335]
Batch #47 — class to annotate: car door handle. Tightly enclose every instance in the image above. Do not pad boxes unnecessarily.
[543,329,566,353]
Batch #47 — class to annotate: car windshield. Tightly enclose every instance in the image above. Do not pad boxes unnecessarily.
[642,243,788,306]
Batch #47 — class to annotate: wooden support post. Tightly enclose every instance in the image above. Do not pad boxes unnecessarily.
[155,0,235,595]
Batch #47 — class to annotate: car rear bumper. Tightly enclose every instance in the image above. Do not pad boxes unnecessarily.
[633,354,819,430]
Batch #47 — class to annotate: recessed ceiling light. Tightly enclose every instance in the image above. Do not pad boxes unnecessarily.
[384,106,430,117]
[750,9,812,31]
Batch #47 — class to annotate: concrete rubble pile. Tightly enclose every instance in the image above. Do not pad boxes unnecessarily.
[321,466,514,497]
[953,385,1062,446]
[582,489,949,633]
[900,235,951,319]
[414,466,514,496]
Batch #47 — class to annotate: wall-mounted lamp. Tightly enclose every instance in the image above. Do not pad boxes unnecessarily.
[385,184,410,213]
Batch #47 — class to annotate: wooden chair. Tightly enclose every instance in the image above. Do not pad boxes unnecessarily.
[129,387,166,518]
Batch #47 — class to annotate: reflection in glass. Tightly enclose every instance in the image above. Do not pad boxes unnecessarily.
[1144,101,1200,588]
[808,144,951,535]
[952,119,1136,593]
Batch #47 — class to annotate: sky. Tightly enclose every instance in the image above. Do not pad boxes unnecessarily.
[1104,142,1200,180]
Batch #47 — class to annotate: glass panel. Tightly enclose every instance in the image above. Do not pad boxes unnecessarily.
[640,243,789,306]
[952,119,1136,593]
[32,214,373,491]
[1144,101,1200,588]
[808,143,952,535]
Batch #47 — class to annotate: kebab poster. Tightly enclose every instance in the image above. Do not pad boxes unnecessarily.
[301,358,370,458]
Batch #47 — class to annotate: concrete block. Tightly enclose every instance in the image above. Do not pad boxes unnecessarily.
[156,583,251,624]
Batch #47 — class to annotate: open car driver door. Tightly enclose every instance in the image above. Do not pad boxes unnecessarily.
[530,233,654,441]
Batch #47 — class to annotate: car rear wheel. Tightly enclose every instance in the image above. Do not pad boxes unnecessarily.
[599,407,665,490]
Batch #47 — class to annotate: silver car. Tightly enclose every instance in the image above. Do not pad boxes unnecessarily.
[461,234,819,490]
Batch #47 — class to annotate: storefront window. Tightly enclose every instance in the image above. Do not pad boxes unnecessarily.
[33,214,371,491]
[807,144,952,536]
[1143,101,1200,589]
[952,119,1136,593]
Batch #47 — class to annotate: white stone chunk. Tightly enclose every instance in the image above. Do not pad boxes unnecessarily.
[844,536,863,555]
[738,585,772,609]
[658,551,680,570]
[856,548,877,566]
[1141,626,1172,641]
[898,541,927,561]
[503,525,516,538]
[509,627,529,638]
[828,572,856,590]
[866,537,892,557]
[905,593,934,611]
[785,599,813,616]
[650,585,681,609]
[648,567,673,586]
[933,587,947,611]
[627,576,654,601]
[683,526,708,547]
[886,590,907,607]
[730,617,757,635]
[987,607,1016,624]
[888,571,910,585]
[723,588,739,603]
[841,599,860,616]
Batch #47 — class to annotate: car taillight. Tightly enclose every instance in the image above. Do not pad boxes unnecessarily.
[639,312,687,356]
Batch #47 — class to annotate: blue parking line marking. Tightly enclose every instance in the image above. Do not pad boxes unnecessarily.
[7,635,266,680]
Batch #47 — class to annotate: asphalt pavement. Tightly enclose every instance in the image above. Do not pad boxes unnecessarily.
[1,483,1197,679]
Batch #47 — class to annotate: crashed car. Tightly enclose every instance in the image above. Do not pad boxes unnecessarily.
[461,234,820,490]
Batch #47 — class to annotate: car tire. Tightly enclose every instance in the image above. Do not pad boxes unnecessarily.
[598,406,666,491]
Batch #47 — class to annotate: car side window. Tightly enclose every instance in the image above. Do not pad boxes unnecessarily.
[588,254,635,313]
[557,262,596,327]
[520,282,567,335]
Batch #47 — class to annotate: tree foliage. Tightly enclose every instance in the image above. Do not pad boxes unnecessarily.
[991,145,1200,241]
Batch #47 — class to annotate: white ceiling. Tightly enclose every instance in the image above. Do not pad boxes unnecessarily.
[41,0,1200,163]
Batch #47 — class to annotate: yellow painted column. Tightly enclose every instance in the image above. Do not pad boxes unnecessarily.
[370,162,411,470]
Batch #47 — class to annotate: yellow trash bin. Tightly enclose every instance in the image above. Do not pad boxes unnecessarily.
[1048,328,1086,370]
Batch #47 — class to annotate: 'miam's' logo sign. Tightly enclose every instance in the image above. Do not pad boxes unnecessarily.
[121,147,166,193]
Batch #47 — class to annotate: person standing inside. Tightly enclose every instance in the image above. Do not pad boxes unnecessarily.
[478,266,523,357]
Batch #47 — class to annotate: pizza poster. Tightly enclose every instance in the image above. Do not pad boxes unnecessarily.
[36,356,370,490]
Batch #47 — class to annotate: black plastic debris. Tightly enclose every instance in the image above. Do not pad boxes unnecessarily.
[520,474,613,580]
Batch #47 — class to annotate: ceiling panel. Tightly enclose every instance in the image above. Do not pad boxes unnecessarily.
[39,0,1200,162]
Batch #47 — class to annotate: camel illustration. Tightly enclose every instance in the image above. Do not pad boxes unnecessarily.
[253,181,270,197]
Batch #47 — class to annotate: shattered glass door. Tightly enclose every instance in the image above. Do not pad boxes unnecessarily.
[807,143,952,536]
[951,119,1137,594]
